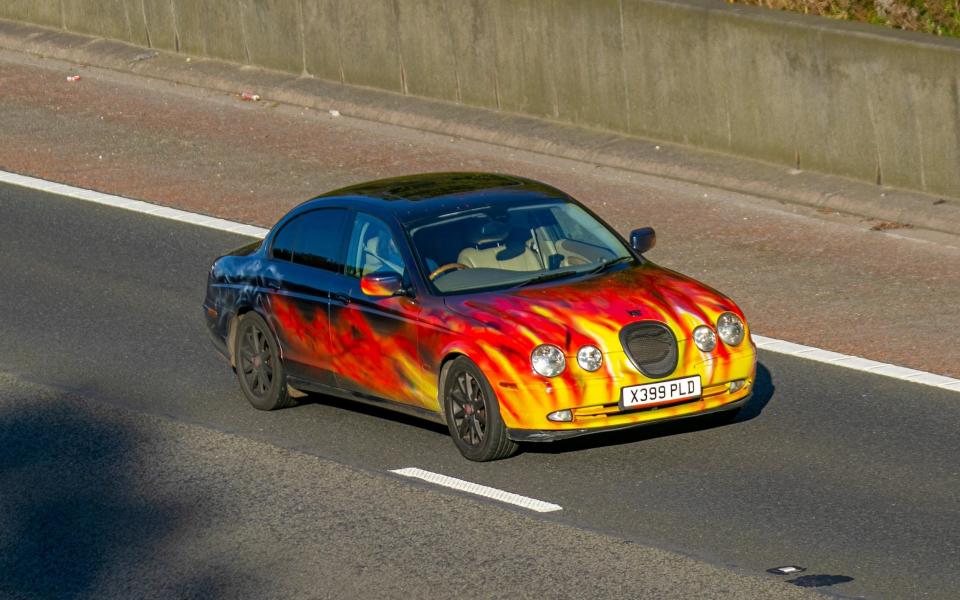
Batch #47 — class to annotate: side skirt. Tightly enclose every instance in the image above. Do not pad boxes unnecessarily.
[287,376,446,425]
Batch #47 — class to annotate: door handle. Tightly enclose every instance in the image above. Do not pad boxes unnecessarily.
[265,280,281,290]
[331,293,351,305]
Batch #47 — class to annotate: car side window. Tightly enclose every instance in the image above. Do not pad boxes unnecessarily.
[271,208,349,273]
[345,213,406,279]
[271,217,299,262]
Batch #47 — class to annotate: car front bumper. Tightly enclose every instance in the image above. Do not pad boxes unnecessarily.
[495,341,757,438]
[507,391,751,442]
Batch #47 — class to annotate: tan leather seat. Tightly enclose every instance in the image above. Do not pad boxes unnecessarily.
[361,236,385,276]
[458,231,542,271]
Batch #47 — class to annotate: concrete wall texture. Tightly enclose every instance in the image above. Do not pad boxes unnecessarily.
[3,0,959,198]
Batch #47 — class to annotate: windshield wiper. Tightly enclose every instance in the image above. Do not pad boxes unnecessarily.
[587,255,633,275]
[513,269,583,288]
[514,256,633,289]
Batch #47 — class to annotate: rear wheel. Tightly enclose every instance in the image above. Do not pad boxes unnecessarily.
[234,312,294,411]
[443,357,518,461]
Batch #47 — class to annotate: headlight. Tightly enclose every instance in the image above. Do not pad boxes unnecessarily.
[716,312,745,346]
[693,325,717,352]
[576,345,603,372]
[531,344,566,377]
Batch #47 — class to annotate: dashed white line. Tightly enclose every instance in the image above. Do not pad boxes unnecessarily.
[2,169,959,395]
[390,467,563,513]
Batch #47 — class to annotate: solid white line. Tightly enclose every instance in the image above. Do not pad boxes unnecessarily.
[752,335,960,392]
[390,467,563,513]
[0,170,269,239]
[2,169,959,395]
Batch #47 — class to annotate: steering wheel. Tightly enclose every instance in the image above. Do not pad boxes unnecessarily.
[429,262,468,281]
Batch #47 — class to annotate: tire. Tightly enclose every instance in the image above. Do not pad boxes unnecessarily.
[234,312,294,411]
[443,357,518,461]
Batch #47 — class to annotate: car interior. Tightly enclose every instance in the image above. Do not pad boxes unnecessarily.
[413,208,614,276]
[347,214,406,278]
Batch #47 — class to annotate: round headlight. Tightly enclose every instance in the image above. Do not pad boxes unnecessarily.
[693,325,717,352]
[576,345,603,372]
[531,344,566,377]
[716,312,745,346]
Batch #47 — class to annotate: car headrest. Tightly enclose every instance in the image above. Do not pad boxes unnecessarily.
[471,220,509,246]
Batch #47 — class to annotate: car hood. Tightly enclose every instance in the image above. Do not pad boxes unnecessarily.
[443,263,743,353]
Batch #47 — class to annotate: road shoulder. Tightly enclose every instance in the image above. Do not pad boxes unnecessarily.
[1,17,958,236]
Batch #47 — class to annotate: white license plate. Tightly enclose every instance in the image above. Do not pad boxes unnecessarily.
[620,376,701,409]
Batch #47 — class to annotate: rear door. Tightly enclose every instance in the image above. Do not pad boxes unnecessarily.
[262,208,350,387]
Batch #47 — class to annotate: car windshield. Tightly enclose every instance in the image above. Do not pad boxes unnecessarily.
[406,199,635,294]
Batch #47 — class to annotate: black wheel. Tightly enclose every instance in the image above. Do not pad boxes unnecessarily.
[443,357,518,461]
[234,312,293,411]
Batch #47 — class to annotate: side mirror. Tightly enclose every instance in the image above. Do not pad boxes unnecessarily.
[360,271,404,298]
[629,227,656,254]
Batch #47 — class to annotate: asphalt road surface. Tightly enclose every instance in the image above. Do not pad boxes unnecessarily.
[2,184,958,599]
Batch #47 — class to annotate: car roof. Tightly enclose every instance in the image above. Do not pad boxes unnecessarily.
[294,172,572,223]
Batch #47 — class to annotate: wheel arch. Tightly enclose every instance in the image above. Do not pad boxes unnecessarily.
[436,348,519,461]
[227,304,282,368]
[437,351,468,421]
[435,340,507,418]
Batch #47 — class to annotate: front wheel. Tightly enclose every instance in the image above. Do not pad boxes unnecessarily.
[234,312,294,411]
[443,357,518,461]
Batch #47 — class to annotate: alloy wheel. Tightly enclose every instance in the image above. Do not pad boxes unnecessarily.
[239,322,274,399]
[449,371,486,447]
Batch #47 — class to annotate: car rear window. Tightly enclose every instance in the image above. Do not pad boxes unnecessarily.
[271,208,350,273]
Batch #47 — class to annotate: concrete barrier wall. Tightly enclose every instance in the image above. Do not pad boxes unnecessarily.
[4,0,959,198]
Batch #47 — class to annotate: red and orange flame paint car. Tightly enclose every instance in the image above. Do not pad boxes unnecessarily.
[204,173,756,461]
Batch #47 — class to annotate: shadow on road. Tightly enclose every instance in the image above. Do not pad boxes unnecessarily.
[0,390,247,599]
[297,391,450,437]
[292,362,775,458]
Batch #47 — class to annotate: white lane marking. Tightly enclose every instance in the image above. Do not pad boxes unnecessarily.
[0,170,269,239]
[390,467,563,513]
[752,335,960,392]
[2,170,958,395]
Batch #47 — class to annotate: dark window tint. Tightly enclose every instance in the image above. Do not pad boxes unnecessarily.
[271,217,300,262]
[293,209,349,272]
[271,208,349,273]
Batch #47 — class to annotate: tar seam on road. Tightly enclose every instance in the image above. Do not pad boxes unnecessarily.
[2,169,958,395]
[390,467,563,512]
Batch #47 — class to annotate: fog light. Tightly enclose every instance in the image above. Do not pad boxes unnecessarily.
[547,409,573,422]
[729,379,746,393]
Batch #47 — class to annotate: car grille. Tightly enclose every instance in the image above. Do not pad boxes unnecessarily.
[620,322,678,378]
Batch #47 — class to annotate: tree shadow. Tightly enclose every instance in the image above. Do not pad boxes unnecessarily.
[0,389,253,599]
[522,362,776,455]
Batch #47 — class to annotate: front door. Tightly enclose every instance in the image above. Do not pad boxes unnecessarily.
[328,212,432,409]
